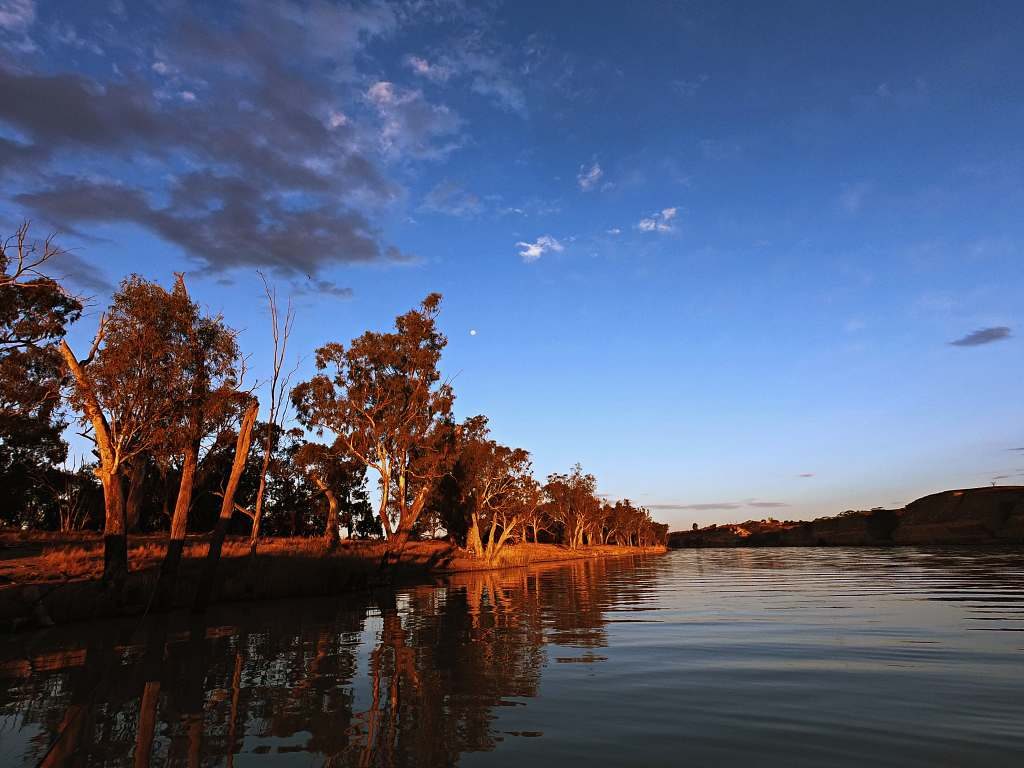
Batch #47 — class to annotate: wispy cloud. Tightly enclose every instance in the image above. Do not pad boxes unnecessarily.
[516,235,563,263]
[577,161,603,191]
[403,42,526,114]
[647,502,742,511]
[638,207,678,233]
[421,179,482,217]
[0,0,35,32]
[365,81,462,159]
[949,326,1011,347]
[647,499,788,511]
[405,54,453,82]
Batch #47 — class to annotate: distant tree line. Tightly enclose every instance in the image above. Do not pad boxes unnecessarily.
[0,224,667,589]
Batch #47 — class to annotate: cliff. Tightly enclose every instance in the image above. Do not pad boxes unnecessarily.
[669,486,1024,548]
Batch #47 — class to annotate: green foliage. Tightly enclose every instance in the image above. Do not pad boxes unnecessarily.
[0,226,82,528]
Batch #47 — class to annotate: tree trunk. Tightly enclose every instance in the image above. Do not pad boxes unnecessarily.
[125,458,146,532]
[467,514,483,556]
[100,470,128,590]
[193,401,258,613]
[323,487,340,546]
[154,439,199,611]
[483,515,520,564]
[60,339,128,589]
[249,440,272,557]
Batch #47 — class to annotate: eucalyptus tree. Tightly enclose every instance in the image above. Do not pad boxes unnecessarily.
[153,275,241,609]
[544,464,601,549]
[446,415,539,562]
[60,276,193,587]
[293,439,367,545]
[292,293,454,548]
[0,224,81,528]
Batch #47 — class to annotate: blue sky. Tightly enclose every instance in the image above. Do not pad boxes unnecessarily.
[1,0,1022,529]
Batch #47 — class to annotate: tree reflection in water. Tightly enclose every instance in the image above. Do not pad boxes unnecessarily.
[0,555,654,766]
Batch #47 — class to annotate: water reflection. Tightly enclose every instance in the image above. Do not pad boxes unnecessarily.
[0,556,654,766]
[1,548,1022,767]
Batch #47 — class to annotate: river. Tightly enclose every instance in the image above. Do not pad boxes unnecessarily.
[1,547,1022,766]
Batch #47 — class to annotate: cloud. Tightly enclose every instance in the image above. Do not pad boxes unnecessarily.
[0,3,424,281]
[606,227,621,235]
[405,55,453,83]
[0,0,34,31]
[402,41,526,115]
[647,502,743,511]
[949,326,1011,347]
[292,277,353,300]
[646,499,788,511]
[577,161,603,191]
[18,174,406,276]
[637,207,678,233]
[421,179,482,217]
[460,48,526,114]
[366,81,462,159]
[798,473,815,478]
[516,235,563,263]
[50,250,114,293]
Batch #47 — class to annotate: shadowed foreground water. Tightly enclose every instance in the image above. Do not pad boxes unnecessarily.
[1,547,1022,766]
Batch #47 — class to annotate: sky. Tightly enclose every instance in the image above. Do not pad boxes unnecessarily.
[1,0,1022,530]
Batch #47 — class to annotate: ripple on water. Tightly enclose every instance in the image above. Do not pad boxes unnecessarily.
[0,546,1022,767]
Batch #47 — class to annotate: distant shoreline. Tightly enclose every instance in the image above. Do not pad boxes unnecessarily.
[0,535,666,631]
[669,486,1024,549]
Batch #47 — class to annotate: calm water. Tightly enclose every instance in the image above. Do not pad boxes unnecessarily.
[1,547,1023,766]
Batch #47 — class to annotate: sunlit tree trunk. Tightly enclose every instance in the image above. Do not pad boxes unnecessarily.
[99,469,128,587]
[467,513,483,556]
[311,475,340,546]
[193,401,258,613]
[61,338,129,589]
[155,438,199,611]
[323,487,339,546]
[249,444,271,556]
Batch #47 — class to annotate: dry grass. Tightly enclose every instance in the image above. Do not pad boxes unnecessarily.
[0,532,664,586]
[0,532,404,584]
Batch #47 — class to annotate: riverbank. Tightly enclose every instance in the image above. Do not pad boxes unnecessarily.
[669,486,1024,548]
[0,533,665,630]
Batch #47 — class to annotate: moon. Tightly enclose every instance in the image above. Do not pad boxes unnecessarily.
[469,329,477,336]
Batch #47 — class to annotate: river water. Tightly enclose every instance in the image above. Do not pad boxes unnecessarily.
[1,547,1022,766]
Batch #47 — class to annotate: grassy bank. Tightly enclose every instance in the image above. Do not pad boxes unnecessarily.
[0,532,665,630]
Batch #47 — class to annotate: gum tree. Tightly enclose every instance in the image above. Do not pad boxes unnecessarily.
[0,224,81,528]
[60,276,190,587]
[292,294,453,548]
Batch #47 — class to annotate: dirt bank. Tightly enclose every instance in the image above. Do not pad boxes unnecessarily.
[0,534,665,630]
